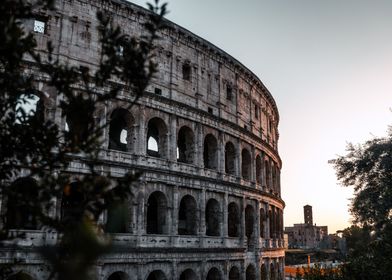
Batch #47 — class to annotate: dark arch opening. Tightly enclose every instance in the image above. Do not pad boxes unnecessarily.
[146,270,167,280]
[265,160,271,188]
[108,108,132,152]
[106,199,130,233]
[245,205,255,240]
[203,134,218,169]
[260,208,266,238]
[246,264,256,280]
[241,148,251,180]
[147,117,167,158]
[255,155,262,184]
[260,264,267,280]
[178,195,197,235]
[228,266,240,280]
[228,202,240,237]
[206,267,221,280]
[61,181,85,226]
[205,198,221,236]
[179,269,197,280]
[224,142,236,175]
[177,126,195,164]
[270,263,276,280]
[6,177,38,230]
[107,271,129,280]
[146,191,168,234]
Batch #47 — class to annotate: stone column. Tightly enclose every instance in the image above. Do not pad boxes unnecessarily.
[172,185,179,235]
[223,192,228,238]
[218,131,225,174]
[138,105,146,156]
[169,114,177,161]
[200,187,206,244]
[255,200,261,249]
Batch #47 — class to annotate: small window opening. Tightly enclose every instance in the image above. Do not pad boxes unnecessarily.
[208,107,213,114]
[254,105,259,119]
[34,19,46,34]
[226,85,232,100]
[182,63,191,81]
[154,87,162,95]
[120,129,127,144]
[148,137,159,153]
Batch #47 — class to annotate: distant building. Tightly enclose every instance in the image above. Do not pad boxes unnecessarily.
[285,205,328,249]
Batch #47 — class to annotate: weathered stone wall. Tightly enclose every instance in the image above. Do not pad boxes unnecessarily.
[3,0,285,279]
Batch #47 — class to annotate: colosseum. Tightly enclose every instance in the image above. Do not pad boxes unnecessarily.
[2,0,285,279]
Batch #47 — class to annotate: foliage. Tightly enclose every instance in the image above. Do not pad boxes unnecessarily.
[289,264,343,280]
[330,127,392,279]
[0,0,166,279]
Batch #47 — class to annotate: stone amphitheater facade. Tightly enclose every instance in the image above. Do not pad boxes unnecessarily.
[3,0,285,279]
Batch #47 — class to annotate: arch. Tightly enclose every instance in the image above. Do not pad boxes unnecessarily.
[61,181,85,225]
[7,271,34,280]
[260,208,266,238]
[108,108,133,152]
[264,159,271,188]
[241,148,251,180]
[269,208,273,239]
[255,155,262,184]
[6,177,38,229]
[245,205,255,240]
[146,191,168,234]
[270,263,276,280]
[271,162,276,192]
[206,267,221,280]
[106,199,130,233]
[179,269,198,280]
[178,195,197,235]
[228,266,240,280]
[205,198,221,236]
[245,264,256,280]
[147,117,168,158]
[203,134,218,169]
[227,202,240,237]
[260,264,267,280]
[107,271,130,280]
[224,142,236,175]
[146,270,167,280]
[177,126,195,164]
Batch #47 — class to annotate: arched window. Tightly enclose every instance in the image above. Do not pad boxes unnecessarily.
[61,181,85,225]
[107,271,129,280]
[205,198,221,236]
[178,195,197,235]
[228,266,240,280]
[146,191,168,234]
[245,205,255,241]
[203,134,218,169]
[245,264,256,280]
[6,178,38,230]
[260,264,267,280]
[177,126,195,164]
[206,268,221,280]
[260,208,266,238]
[227,202,240,237]
[146,270,167,280]
[106,200,130,233]
[255,155,262,184]
[147,117,167,158]
[179,269,197,280]
[225,142,236,175]
[108,108,132,152]
[241,149,251,180]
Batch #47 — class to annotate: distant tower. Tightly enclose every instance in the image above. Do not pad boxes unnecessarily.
[304,205,313,226]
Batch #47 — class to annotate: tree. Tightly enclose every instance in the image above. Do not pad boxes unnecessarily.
[0,0,166,279]
[330,127,392,279]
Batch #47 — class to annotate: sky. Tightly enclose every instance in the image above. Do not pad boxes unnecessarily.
[129,0,392,233]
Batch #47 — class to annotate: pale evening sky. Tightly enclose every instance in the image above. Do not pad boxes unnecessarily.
[129,0,392,233]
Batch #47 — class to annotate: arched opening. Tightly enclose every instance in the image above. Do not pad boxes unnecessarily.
[224,142,236,175]
[260,264,267,280]
[206,267,220,280]
[255,155,262,184]
[7,271,34,280]
[205,198,221,236]
[61,181,85,225]
[269,209,273,238]
[260,208,266,238]
[270,263,276,280]
[203,134,218,169]
[106,200,130,233]
[146,270,167,280]
[6,177,38,230]
[265,160,271,188]
[271,162,276,192]
[178,195,197,235]
[227,202,240,237]
[179,269,198,280]
[241,149,251,180]
[245,264,256,280]
[108,108,132,152]
[146,191,168,234]
[245,205,254,240]
[147,117,167,158]
[107,271,129,280]
[177,126,195,164]
[228,266,240,280]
